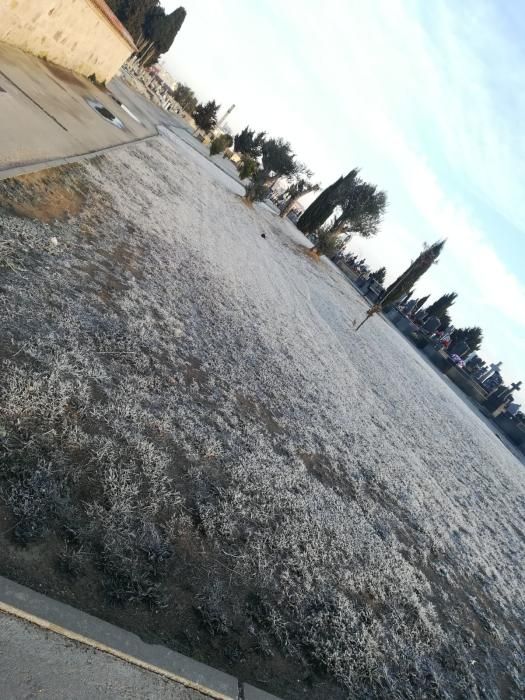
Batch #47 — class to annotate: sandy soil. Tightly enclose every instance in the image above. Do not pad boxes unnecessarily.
[0,131,523,699]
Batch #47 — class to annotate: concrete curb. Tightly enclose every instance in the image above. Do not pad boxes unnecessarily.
[0,133,159,182]
[0,576,269,699]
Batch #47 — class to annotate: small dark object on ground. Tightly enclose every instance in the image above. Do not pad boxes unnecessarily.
[261,233,266,239]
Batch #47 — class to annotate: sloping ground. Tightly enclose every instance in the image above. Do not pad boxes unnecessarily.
[0,133,523,699]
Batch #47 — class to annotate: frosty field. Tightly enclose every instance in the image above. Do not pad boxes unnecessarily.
[0,131,524,699]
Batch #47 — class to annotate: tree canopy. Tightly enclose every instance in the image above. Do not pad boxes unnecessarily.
[234,127,266,158]
[424,292,457,320]
[261,138,297,180]
[210,133,233,156]
[107,1,186,65]
[380,241,446,308]
[297,169,360,234]
[369,267,386,285]
[330,178,387,239]
[174,84,197,113]
[451,326,483,352]
[193,100,220,133]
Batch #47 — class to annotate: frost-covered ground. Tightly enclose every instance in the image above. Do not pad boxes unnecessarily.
[0,132,524,699]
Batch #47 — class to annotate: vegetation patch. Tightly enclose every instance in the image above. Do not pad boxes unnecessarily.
[0,136,523,699]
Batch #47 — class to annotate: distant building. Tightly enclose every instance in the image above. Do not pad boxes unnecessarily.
[0,0,136,83]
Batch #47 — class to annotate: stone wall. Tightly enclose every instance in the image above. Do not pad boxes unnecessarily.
[0,0,135,83]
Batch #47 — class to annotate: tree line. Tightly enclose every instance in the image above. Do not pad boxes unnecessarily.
[172,83,483,345]
[107,0,186,66]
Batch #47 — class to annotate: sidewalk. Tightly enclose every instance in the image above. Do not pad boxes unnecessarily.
[0,613,204,700]
[0,576,278,700]
[0,42,157,175]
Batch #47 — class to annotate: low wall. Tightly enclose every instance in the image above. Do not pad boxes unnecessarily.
[0,0,135,83]
[445,365,488,403]
[423,344,451,373]
[494,415,525,448]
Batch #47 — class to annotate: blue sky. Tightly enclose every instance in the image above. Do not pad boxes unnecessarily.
[164,0,525,384]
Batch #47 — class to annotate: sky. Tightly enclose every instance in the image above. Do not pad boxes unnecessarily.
[162,0,525,384]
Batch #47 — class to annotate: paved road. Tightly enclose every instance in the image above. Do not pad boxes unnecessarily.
[0,611,206,700]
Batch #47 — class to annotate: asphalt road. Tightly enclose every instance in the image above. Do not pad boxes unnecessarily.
[0,612,206,700]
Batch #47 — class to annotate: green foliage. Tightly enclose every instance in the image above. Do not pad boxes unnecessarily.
[109,1,186,64]
[332,178,387,239]
[174,83,197,113]
[424,292,457,320]
[370,266,386,285]
[108,0,158,40]
[311,227,344,256]
[234,126,266,158]
[451,326,483,352]
[380,240,445,308]
[238,157,259,180]
[298,169,360,234]
[210,134,233,156]
[261,137,297,179]
[144,6,186,60]
[193,100,220,133]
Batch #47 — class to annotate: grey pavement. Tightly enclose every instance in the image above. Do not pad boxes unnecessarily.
[0,576,279,700]
[0,613,205,700]
[0,42,158,174]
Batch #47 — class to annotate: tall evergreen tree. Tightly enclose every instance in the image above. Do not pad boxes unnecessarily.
[297,169,359,234]
[355,240,446,330]
[108,1,186,64]
[451,326,483,352]
[424,292,457,320]
[413,294,430,313]
[261,138,297,182]
[144,6,186,64]
[234,127,266,158]
[369,267,387,285]
[380,241,446,308]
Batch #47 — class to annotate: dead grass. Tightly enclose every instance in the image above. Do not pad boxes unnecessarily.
[0,137,523,699]
[0,166,86,223]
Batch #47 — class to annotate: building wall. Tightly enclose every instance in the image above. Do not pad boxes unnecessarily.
[0,0,134,83]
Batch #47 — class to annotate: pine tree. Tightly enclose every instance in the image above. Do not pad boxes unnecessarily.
[424,292,457,320]
[144,6,186,64]
[380,241,445,308]
[261,138,297,182]
[354,240,445,330]
[451,326,483,352]
[234,127,265,158]
[297,169,359,234]
[193,100,220,133]
[369,267,387,285]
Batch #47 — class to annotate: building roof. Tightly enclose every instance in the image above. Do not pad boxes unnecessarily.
[88,0,137,51]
